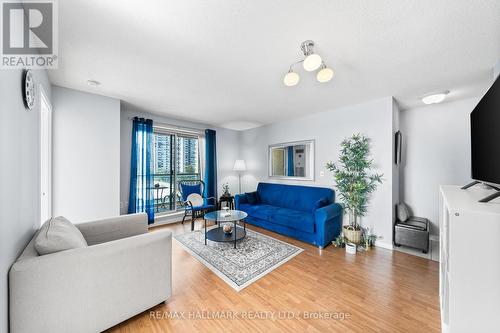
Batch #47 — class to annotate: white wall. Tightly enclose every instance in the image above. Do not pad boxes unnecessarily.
[0,69,51,333]
[120,108,240,216]
[400,98,479,234]
[52,86,121,222]
[239,97,398,247]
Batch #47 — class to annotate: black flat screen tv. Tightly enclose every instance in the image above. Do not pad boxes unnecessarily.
[471,75,500,185]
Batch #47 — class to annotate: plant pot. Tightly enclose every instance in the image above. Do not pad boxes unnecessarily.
[343,226,361,244]
[346,242,357,255]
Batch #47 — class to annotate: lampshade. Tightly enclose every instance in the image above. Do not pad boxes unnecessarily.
[233,159,246,171]
[317,67,334,83]
[283,71,300,86]
[303,54,322,71]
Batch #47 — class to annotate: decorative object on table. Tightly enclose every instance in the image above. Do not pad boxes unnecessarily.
[22,69,36,110]
[178,180,216,231]
[221,207,231,217]
[221,183,231,197]
[283,40,334,87]
[223,223,233,234]
[233,159,246,194]
[154,183,160,188]
[174,228,303,291]
[269,140,315,180]
[346,242,357,255]
[326,134,383,244]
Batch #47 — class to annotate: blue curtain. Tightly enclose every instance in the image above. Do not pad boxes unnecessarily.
[287,146,294,176]
[204,129,217,201]
[128,117,154,224]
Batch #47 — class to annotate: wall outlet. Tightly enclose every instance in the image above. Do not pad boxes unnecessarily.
[320,170,325,177]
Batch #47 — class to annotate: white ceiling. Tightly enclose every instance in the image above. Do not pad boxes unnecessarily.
[49,0,500,130]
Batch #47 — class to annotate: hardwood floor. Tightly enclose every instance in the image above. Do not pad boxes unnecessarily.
[106,220,440,333]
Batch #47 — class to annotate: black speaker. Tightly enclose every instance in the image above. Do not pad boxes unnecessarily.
[395,131,402,165]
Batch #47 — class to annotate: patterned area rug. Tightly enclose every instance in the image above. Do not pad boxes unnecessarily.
[174,227,303,291]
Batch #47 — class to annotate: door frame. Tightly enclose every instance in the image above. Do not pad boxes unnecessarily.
[39,85,52,224]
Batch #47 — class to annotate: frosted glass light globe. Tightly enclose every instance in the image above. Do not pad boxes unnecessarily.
[303,54,322,71]
[283,72,300,86]
[317,67,334,83]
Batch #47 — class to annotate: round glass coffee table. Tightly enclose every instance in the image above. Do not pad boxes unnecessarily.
[203,210,248,248]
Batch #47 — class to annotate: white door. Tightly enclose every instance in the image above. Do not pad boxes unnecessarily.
[40,87,52,224]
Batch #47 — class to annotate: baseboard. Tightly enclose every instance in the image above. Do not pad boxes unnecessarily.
[150,212,184,228]
[374,240,394,250]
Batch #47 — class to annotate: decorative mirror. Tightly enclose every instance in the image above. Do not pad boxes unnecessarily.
[269,140,314,180]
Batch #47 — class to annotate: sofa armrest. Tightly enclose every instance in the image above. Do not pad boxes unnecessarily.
[9,229,172,333]
[314,203,343,247]
[76,213,148,245]
[234,194,248,208]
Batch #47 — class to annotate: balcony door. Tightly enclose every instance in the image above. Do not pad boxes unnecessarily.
[153,131,200,214]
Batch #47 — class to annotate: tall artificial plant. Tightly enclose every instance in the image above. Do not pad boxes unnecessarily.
[326,134,383,230]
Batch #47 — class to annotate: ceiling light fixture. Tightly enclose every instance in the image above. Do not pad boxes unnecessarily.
[87,80,100,87]
[283,70,300,86]
[284,40,334,86]
[316,63,334,83]
[422,90,450,104]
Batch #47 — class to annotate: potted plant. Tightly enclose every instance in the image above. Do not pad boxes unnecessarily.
[326,134,383,244]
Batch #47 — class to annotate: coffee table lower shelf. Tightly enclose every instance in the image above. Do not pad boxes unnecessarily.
[205,226,246,248]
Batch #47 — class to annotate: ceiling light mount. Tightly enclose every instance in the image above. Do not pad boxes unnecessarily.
[300,40,315,56]
[284,40,334,86]
[87,80,100,87]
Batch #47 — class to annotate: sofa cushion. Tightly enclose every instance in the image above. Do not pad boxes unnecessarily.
[312,198,329,212]
[245,191,259,204]
[239,203,279,222]
[396,202,411,222]
[272,208,315,233]
[35,216,88,255]
[257,183,334,212]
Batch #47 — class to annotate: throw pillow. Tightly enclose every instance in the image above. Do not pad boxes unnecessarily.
[35,216,88,255]
[396,202,411,222]
[245,191,259,204]
[312,198,329,211]
[187,193,204,207]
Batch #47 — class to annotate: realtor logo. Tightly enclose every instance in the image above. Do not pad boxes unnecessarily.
[1,0,58,68]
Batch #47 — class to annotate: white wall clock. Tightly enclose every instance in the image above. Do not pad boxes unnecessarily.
[22,69,36,110]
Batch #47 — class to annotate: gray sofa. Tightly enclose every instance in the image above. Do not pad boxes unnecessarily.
[9,213,172,333]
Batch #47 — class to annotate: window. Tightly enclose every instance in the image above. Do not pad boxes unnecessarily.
[152,130,201,214]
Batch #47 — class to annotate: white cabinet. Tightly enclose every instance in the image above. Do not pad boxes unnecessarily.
[439,185,500,333]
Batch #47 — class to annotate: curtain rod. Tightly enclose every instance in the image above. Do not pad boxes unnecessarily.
[127,116,205,135]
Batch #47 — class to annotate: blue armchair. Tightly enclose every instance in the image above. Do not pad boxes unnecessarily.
[179,180,216,231]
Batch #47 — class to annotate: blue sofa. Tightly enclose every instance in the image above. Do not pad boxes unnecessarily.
[235,182,342,248]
